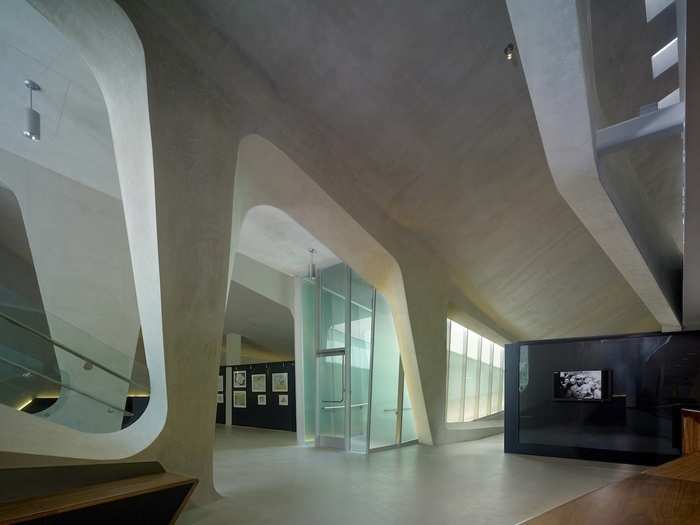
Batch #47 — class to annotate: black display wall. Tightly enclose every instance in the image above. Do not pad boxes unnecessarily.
[504,331,700,465]
[216,369,226,425]
[222,361,296,432]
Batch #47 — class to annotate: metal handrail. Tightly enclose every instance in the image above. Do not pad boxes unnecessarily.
[0,354,133,416]
[322,402,368,410]
[0,311,147,391]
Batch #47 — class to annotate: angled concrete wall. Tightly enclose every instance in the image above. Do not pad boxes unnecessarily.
[229,136,509,447]
[127,0,512,454]
[231,253,294,312]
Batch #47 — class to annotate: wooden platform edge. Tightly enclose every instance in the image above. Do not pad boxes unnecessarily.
[0,472,198,524]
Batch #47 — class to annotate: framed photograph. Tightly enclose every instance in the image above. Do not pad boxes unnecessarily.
[553,370,612,402]
[217,375,224,393]
[278,394,289,406]
[216,393,224,404]
[257,394,267,406]
[271,372,288,392]
[233,370,246,389]
[233,390,247,408]
[251,373,266,393]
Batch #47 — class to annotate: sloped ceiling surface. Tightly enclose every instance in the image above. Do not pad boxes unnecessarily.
[192,0,660,339]
[238,206,340,277]
[0,0,118,199]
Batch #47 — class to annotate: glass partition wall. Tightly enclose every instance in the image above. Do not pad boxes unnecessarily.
[305,263,416,453]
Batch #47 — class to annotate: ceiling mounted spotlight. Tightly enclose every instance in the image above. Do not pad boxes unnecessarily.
[504,43,515,61]
[23,79,41,142]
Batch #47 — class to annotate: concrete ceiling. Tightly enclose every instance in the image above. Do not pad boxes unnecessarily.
[224,280,294,355]
[238,205,340,277]
[193,0,660,339]
[590,0,683,254]
[0,0,118,199]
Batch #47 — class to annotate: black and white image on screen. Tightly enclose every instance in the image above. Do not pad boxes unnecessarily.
[555,371,602,400]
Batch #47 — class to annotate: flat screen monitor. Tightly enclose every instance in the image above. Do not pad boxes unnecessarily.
[553,370,611,402]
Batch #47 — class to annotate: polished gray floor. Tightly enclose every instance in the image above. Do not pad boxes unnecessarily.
[180,425,642,525]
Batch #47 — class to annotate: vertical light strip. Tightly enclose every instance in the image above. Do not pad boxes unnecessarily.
[445,320,451,422]
[486,343,495,415]
[458,327,468,422]
[473,336,483,420]
[500,347,505,410]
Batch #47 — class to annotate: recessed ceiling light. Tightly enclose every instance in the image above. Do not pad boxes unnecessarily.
[504,43,515,61]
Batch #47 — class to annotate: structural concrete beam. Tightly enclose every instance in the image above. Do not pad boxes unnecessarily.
[506,0,681,329]
[595,102,684,155]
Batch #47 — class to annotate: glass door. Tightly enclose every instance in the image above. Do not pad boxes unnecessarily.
[316,264,348,449]
[349,270,374,453]
[367,292,418,450]
[367,292,400,449]
[311,263,416,451]
[317,350,346,448]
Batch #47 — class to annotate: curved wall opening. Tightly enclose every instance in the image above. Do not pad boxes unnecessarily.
[226,135,431,455]
[0,0,165,460]
[0,0,148,435]
[0,183,58,413]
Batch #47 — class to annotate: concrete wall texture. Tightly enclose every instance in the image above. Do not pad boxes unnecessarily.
[0,0,677,507]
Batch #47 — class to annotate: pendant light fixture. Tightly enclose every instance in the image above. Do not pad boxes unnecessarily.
[307,248,318,281]
[23,79,41,142]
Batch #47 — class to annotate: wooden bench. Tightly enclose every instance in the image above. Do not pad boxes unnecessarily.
[520,453,700,524]
[0,466,197,524]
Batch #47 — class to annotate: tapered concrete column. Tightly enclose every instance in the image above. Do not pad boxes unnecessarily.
[221,333,242,366]
[117,0,240,501]
[26,0,239,502]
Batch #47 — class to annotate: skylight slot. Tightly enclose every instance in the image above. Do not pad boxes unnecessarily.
[645,0,675,22]
[652,37,679,79]
[658,88,680,110]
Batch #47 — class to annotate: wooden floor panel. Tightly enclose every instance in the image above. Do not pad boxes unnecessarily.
[525,454,700,524]
[646,452,700,483]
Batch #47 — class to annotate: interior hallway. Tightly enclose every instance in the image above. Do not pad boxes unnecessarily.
[180,426,643,525]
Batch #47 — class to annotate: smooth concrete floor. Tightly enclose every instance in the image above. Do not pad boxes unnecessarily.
[180,425,643,525]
